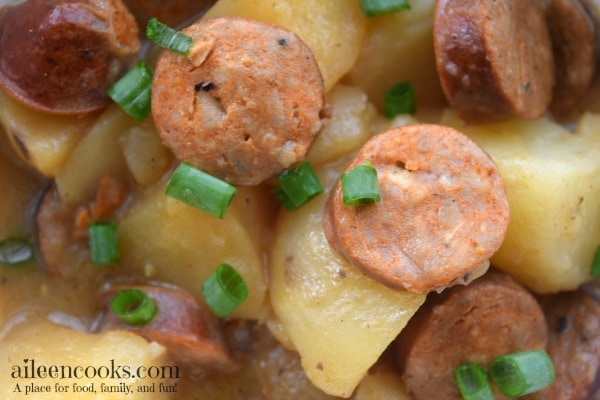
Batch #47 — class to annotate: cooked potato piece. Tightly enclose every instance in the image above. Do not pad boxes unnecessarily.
[354,364,411,400]
[269,159,426,398]
[120,124,173,187]
[442,111,600,293]
[0,89,96,177]
[117,178,275,321]
[305,84,377,166]
[344,0,446,121]
[202,0,366,92]
[0,319,175,399]
[54,105,134,207]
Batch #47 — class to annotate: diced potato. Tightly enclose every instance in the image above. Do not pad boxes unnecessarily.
[54,105,135,206]
[354,364,411,400]
[442,111,600,293]
[117,178,276,321]
[305,84,377,166]
[344,0,446,121]
[0,319,175,400]
[203,0,366,91]
[0,89,96,177]
[269,159,426,398]
[120,124,173,186]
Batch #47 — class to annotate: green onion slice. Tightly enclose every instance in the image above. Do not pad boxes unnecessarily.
[274,162,323,210]
[107,61,153,121]
[202,263,248,318]
[341,161,381,206]
[360,0,410,17]
[0,237,34,266]
[110,289,158,326]
[146,17,193,55]
[165,163,237,219]
[490,350,555,397]
[384,81,416,119]
[454,362,495,400]
[88,221,119,266]
[590,245,600,278]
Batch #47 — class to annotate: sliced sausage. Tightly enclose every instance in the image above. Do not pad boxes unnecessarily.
[546,0,597,121]
[434,0,554,122]
[393,270,548,400]
[122,0,216,28]
[96,284,236,377]
[322,124,509,293]
[36,177,126,277]
[151,16,325,186]
[531,290,600,400]
[0,0,140,115]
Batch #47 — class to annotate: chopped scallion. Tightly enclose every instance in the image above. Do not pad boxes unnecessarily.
[146,17,193,55]
[88,221,119,265]
[0,237,34,266]
[341,161,381,206]
[107,61,153,121]
[165,163,237,219]
[110,289,158,326]
[384,82,416,118]
[590,245,600,278]
[490,350,555,397]
[454,362,495,400]
[360,0,410,17]
[202,263,248,318]
[274,162,323,210]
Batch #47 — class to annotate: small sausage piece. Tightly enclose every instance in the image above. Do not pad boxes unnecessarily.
[434,0,554,122]
[97,284,236,377]
[152,17,325,186]
[0,0,140,115]
[394,270,548,400]
[532,290,600,400]
[322,124,509,293]
[546,0,597,121]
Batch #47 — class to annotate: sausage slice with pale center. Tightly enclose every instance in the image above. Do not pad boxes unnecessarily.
[434,0,554,122]
[322,124,509,293]
[152,16,325,186]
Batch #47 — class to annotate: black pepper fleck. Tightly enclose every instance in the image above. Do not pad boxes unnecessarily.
[194,81,215,92]
[277,38,288,46]
[555,315,569,334]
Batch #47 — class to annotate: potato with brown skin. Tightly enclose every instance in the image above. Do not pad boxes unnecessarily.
[0,0,140,115]
[122,0,216,28]
[152,16,325,186]
[394,270,548,400]
[434,0,554,122]
[322,124,509,293]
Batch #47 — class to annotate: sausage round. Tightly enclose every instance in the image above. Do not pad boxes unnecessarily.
[546,0,597,120]
[433,0,554,122]
[533,290,600,399]
[322,124,509,293]
[0,0,140,115]
[97,284,236,376]
[394,270,548,400]
[151,16,325,186]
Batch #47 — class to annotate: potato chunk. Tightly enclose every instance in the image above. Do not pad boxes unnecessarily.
[0,320,175,399]
[203,0,366,91]
[442,111,600,293]
[269,160,425,398]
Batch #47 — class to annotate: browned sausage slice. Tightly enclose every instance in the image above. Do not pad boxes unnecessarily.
[434,0,554,122]
[533,290,600,400]
[546,0,597,121]
[0,0,139,115]
[394,270,548,400]
[152,16,325,186]
[322,124,509,293]
[96,284,236,376]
